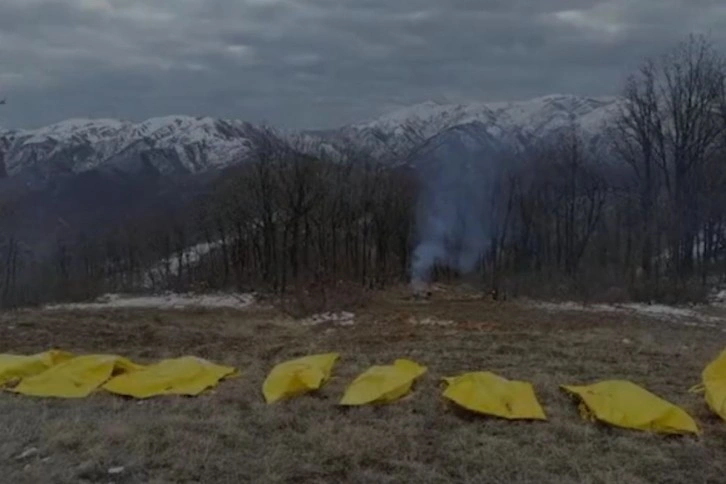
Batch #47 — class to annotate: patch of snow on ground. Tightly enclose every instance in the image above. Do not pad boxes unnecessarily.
[44,292,255,311]
[619,303,702,319]
[301,311,355,327]
[143,240,224,288]
[529,300,725,326]
[709,289,726,304]
[408,316,456,327]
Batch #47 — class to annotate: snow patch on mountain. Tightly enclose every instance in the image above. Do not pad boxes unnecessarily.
[23,118,129,144]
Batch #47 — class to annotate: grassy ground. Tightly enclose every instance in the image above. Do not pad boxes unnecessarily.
[1,287,726,483]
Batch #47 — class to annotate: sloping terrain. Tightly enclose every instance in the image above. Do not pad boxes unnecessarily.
[0,289,724,483]
[0,165,215,255]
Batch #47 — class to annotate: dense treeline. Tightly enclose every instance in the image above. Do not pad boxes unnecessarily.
[2,35,726,307]
[0,142,418,307]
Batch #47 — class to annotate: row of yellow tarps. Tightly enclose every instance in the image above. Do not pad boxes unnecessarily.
[262,354,428,405]
[0,351,236,399]
[262,350,726,436]
[3,348,725,436]
[262,355,542,421]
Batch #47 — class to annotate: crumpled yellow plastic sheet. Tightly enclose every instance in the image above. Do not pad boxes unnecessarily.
[0,350,74,386]
[698,348,726,421]
[340,359,427,406]
[103,356,238,399]
[12,354,144,398]
[443,372,547,420]
[562,380,699,435]
[263,353,340,403]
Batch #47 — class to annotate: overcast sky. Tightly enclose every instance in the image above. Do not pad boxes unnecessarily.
[1,0,725,130]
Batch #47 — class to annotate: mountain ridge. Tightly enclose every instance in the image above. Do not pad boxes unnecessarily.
[0,115,262,180]
[0,94,622,179]
[334,94,620,161]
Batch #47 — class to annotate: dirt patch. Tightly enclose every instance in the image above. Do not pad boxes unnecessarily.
[1,291,726,483]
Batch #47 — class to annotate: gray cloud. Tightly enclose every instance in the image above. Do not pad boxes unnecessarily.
[0,0,725,129]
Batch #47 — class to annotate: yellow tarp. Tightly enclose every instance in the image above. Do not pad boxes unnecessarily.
[263,353,339,403]
[340,359,427,406]
[700,349,726,421]
[562,380,699,435]
[12,354,143,398]
[103,356,237,398]
[0,350,74,386]
[443,372,547,420]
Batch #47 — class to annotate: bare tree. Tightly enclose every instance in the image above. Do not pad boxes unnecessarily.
[613,34,726,282]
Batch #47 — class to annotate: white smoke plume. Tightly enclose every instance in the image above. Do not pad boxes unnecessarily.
[410,141,500,287]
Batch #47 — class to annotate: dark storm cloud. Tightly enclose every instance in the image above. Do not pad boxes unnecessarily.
[0,0,725,129]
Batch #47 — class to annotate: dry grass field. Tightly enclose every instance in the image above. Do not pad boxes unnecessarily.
[1,287,726,483]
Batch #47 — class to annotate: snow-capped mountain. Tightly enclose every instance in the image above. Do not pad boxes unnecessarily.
[0,94,622,181]
[333,94,621,161]
[0,115,265,180]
